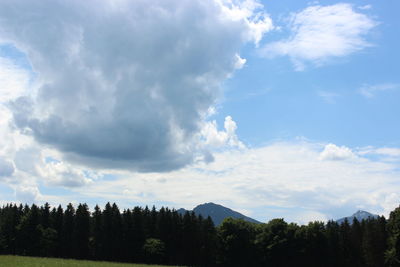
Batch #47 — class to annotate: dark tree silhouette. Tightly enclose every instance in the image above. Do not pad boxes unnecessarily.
[74,203,90,259]
[0,202,397,267]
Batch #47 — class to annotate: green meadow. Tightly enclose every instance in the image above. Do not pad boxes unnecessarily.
[0,255,176,267]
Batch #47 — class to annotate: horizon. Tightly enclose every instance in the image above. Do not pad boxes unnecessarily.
[0,0,399,225]
[0,200,382,225]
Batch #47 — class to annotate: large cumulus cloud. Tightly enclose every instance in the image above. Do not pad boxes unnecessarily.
[0,0,272,171]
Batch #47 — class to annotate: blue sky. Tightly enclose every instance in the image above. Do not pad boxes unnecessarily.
[220,0,400,148]
[0,0,399,224]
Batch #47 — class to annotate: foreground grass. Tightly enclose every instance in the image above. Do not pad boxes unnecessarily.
[0,255,176,267]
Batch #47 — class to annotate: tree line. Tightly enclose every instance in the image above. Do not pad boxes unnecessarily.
[1,202,400,266]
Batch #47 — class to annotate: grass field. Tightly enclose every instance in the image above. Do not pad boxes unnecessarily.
[0,255,177,267]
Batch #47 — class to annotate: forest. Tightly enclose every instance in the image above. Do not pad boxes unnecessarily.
[1,202,400,267]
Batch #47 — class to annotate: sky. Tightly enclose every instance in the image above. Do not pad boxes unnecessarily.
[0,0,399,224]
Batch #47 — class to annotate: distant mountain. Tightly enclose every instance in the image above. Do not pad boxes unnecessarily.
[176,208,188,215]
[177,202,260,226]
[336,210,379,224]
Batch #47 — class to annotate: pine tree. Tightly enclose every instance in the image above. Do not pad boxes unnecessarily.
[362,217,386,267]
[350,218,364,266]
[38,224,57,257]
[40,202,51,229]
[169,209,183,265]
[111,203,123,260]
[304,221,328,267]
[199,216,217,266]
[325,220,341,267]
[74,203,90,259]
[62,203,75,258]
[121,208,134,262]
[16,204,41,256]
[338,219,352,267]
[101,202,113,260]
[181,211,200,265]
[386,206,400,266]
[51,205,64,257]
[132,206,145,262]
[100,203,123,261]
[0,204,20,254]
[91,204,102,260]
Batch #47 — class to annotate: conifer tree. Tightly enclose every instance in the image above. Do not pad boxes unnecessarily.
[16,204,41,256]
[350,218,364,266]
[199,216,217,267]
[51,205,64,257]
[385,206,400,266]
[132,206,145,262]
[0,204,20,254]
[62,203,75,258]
[74,203,90,259]
[362,217,386,267]
[325,220,341,267]
[121,208,134,262]
[40,202,51,229]
[339,219,352,267]
[91,204,102,260]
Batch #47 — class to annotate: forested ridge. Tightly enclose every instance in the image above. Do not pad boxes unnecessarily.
[1,202,400,267]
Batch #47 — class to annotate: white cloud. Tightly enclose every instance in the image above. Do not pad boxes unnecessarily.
[359,83,399,98]
[319,143,356,161]
[15,184,40,204]
[292,210,329,224]
[261,3,377,70]
[358,5,372,10]
[234,54,247,69]
[73,141,400,223]
[0,1,397,224]
[0,57,31,102]
[11,144,97,188]
[14,147,41,175]
[216,0,274,45]
[201,116,245,149]
[374,148,400,157]
[359,147,400,158]
[0,65,35,182]
[0,158,14,177]
[0,117,97,192]
[1,127,398,222]
[38,160,93,188]
[0,0,272,172]
[382,193,400,215]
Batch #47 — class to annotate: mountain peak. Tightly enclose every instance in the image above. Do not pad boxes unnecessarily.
[193,203,261,225]
[177,202,260,226]
[354,210,370,215]
[336,210,378,224]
